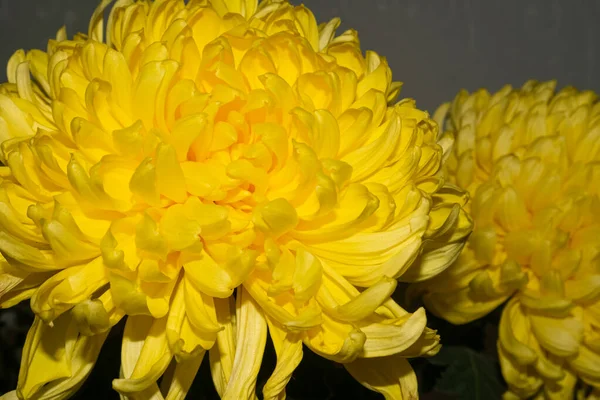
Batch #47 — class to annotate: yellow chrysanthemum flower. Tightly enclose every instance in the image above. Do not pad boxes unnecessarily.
[412,81,600,399]
[0,0,472,399]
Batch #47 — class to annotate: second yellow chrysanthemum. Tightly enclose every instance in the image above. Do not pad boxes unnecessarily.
[413,81,600,399]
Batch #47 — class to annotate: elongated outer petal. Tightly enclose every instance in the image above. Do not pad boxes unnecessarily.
[162,352,205,400]
[345,355,418,400]
[113,315,173,395]
[221,287,267,400]
[209,297,237,397]
[15,313,107,400]
[263,317,303,400]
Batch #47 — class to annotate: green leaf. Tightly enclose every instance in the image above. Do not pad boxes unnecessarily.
[428,346,505,400]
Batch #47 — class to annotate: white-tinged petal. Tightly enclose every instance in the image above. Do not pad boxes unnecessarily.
[221,287,267,400]
[263,317,303,400]
[209,297,236,397]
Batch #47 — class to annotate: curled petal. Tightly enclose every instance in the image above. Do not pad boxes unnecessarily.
[316,263,396,323]
[243,270,322,330]
[401,241,466,282]
[71,290,125,335]
[31,257,108,323]
[303,313,365,363]
[498,298,538,365]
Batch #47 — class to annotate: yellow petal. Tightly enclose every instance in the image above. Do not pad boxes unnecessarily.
[0,231,56,272]
[155,143,187,204]
[252,198,298,238]
[262,318,303,400]
[183,250,239,298]
[31,257,108,323]
[0,391,17,400]
[244,270,322,330]
[166,281,216,361]
[341,113,401,182]
[292,248,322,303]
[304,313,365,363]
[345,355,418,400]
[498,344,543,399]
[317,265,396,323]
[162,353,205,400]
[570,344,600,386]
[221,287,267,400]
[209,297,236,397]
[529,312,584,357]
[17,314,107,400]
[359,307,429,358]
[540,368,577,400]
[182,277,220,333]
[112,315,173,395]
[498,298,538,365]
[71,290,124,336]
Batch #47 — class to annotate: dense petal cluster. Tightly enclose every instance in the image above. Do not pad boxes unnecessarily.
[0,0,471,399]
[413,81,600,399]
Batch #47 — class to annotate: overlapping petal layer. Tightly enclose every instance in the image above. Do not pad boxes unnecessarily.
[0,0,471,399]
[413,81,600,398]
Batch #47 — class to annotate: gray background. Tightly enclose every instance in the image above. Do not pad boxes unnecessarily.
[0,0,599,113]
